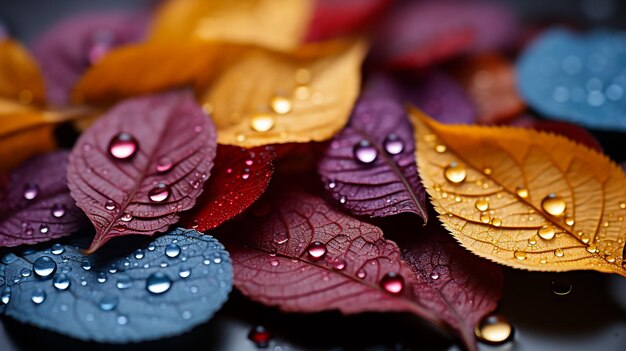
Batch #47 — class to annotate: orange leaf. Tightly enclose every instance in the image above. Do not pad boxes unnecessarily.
[0,39,45,104]
[150,0,313,51]
[409,107,626,277]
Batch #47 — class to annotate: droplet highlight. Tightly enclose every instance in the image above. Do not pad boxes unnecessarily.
[353,140,378,164]
[541,194,566,216]
[146,272,172,294]
[108,132,138,160]
[444,162,466,184]
[148,183,171,202]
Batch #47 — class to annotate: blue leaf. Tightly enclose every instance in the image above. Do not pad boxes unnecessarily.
[517,28,626,131]
[0,228,232,343]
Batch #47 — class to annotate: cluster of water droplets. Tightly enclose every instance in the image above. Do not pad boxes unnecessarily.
[19,183,68,237]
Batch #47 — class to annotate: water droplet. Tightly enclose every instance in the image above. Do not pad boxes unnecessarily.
[117,315,128,325]
[332,258,346,270]
[307,241,327,259]
[483,168,493,175]
[116,275,132,289]
[528,237,537,246]
[97,272,107,283]
[270,259,279,267]
[339,195,347,204]
[380,272,404,294]
[1,287,11,305]
[435,144,447,153]
[606,255,616,263]
[586,244,597,253]
[491,218,502,227]
[81,260,92,271]
[53,273,71,290]
[121,212,132,222]
[51,204,66,218]
[327,180,336,189]
[475,199,489,211]
[554,248,564,257]
[248,325,271,348]
[353,140,378,164]
[383,133,404,155]
[146,272,172,294]
[270,96,292,114]
[514,251,527,260]
[156,156,173,173]
[99,295,118,311]
[551,279,572,295]
[444,162,466,184]
[33,256,57,278]
[541,194,566,216]
[581,234,590,244]
[179,267,191,278]
[148,183,170,202]
[23,183,39,200]
[565,217,575,226]
[480,212,491,224]
[475,314,513,345]
[250,113,275,132]
[538,225,556,240]
[430,272,439,280]
[51,243,64,255]
[515,186,529,198]
[356,269,366,279]
[20,268,31,277]
[620,201,626,209]
[165,244,181,258]
[108,132,138,160]
[31,289,46,304]
[105,200,117,211]
[39,224,49,234]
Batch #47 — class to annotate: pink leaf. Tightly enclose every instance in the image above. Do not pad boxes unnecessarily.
[318,76,427,220]
[224,191,450,340]
[0,151,84,247]
[67,91,216,252]
[181,145,275,232]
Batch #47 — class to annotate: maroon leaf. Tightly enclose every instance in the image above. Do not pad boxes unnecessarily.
[224,191,448,335]
[401,222,504,350]
[31,11,148,105]
[318,76,427,220]
[305,0,393,41]
[67,91,216,252]
[181,145,275,232]
[0,151,84,247]
[509,115,603,152]
[373,1,517,69]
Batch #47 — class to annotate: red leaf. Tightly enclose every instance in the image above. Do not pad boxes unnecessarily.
[224,192,451,341]
[181,145,275,232]
[373,1,517,69]
[509,115,603,152]
[402,222,504,350]
[67,91,216,252]
[318,76,427,220]
[306,0,393,41]
[0,151,84,247]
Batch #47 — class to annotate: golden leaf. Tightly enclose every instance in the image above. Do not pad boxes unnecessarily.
[204,40,366,147]
[73,40,365,147]
[150,0,313,51]
[0,39,45,104]
[409,107,626,277]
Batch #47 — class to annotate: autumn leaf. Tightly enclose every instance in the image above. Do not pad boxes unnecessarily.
[0,39,45,104]
[205,40,366,147]
[306,0,392,41]
[409,108,626,277]
[181,145,275,232]
[150,0,312,51]
[67,91,216,252]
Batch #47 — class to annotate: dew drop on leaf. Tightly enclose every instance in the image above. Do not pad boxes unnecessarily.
[444,162,466,183]
[53,273,71,290]
[541,193,566,216]
[248,325,271,348]
[537,225,556,240]
[146,272,172,294]
[165,244,181,258]
[148,183,171,202]
[179,267,191,278]
[513,251,527,260]
[383,133,404,155]
[33,256,56,278]
[156,156,174,173]
[475,313,513,345]
[353,140,378,164]
[51,243,64,255]
[379,272,404,294]
[1,286,11,304]
[270,96,292,114]
[306,241,327,260]
[31,288,46,304]
[39,224,49,234]
[105,200,116,211]
[250,113,276,132]
[515,186,529,198]
[23,183,39,200]
[121,212,133,222]
[116,275,132,290]
[99,295,119,311]
[554,248,565,257]
[551,278,572,296]
[475,199,489,211]
[332,258,346,270]
[108,132,138,160]
[51,204,66,218]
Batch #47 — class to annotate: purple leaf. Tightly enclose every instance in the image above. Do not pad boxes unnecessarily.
[318,76,427,220]
[402,222,504,349]
[31,11,148,106]
[67,90,217,252]
[0,151,84,247]
[401,71,476,124]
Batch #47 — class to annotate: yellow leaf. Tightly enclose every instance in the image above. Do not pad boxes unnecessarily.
[150,0,313,51]
[409,107,626,277]
[204,40,366,147]
[0,39,45,104]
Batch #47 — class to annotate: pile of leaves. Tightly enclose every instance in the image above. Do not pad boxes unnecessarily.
[1,0,625,350]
